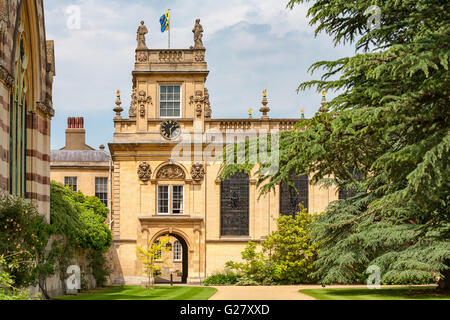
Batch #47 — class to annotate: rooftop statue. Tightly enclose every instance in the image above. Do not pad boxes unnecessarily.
[192,19,204,49]
[136,20,148,49]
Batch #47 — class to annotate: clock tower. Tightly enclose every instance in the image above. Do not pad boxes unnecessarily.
[108,19,335,286]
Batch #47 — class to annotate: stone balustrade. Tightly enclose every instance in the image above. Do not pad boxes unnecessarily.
[135,48,207,68]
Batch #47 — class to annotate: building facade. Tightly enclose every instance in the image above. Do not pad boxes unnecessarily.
[108,20,339,285]
[0,0,55,220]
[50,117,112,210]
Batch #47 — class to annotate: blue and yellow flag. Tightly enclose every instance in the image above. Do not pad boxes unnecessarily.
[160,10,170,33]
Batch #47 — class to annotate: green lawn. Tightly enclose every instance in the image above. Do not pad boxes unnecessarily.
[53,286,217,300]
[300,287,450,300]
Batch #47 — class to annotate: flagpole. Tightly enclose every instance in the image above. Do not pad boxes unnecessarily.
[168,9,171,49]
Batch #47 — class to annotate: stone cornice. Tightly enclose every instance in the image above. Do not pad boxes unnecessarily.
[36,101,55,117]
[138,216,204,223]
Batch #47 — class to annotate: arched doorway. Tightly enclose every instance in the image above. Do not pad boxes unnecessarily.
[154,233,189,284]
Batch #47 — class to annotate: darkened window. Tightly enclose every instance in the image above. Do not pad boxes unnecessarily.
[280,174,309,216]
[64,177,78,192]
[95,177,108,207]
[339,168,362,200]
[220,172,249,236]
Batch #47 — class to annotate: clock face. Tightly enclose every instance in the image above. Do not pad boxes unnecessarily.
[160,120,181,140]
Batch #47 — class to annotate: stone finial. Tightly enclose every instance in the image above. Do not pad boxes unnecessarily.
[192,19,205,49]
[319,91,329,113]
[99,145,105,151]
[260,89,270,120]
[113,90,123,119]
[136,20,148,49]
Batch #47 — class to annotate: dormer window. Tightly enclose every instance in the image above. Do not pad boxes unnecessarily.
[160,85,181,118]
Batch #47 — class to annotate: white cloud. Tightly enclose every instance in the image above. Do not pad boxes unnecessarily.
[44,0,353,150]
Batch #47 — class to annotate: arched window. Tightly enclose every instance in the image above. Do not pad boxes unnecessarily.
[280,174,309,216]
[10,21,30,197]
[173,241,182,262]
[220,172,249,236]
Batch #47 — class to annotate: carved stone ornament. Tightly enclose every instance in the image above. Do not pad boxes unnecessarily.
[137,162,152,182]
[137,51,148,63]
[0,65,13,88]
[195,90,204,117]
[36,101,55,117]
[195,51,205,62]
[137,90,152,118]
[136,21,148,49]
[196,104,202,117]
[190,163,205,182]
[204,88,212,119]
[129,89,137,118]
[192,19,205,49]
[156,164,186,180]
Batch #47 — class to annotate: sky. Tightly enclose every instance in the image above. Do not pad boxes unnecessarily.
[44,0,355,151]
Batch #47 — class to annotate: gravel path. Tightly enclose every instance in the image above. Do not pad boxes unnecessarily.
[208,284,433,300]
[209,285,317,300]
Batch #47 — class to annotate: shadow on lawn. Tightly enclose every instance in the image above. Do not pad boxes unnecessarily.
[302,287,449,300]
[53,286,214,301]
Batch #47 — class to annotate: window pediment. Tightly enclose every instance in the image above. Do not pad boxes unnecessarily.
[156,164,186,180]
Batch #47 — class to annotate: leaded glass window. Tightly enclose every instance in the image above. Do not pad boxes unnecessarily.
[220,172,249,236]
[157,185,184,215]
[173,241,182,262]
[158,185,169,214]
[159,85,181,118]
[9,24,29,197]
[155,241,162,261]
[280,174,309,216]
[172,186,184,214]
[95,177,108,207]
[64,177,78,192]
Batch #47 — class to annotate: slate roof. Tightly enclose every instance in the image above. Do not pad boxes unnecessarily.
[51,150,111,162]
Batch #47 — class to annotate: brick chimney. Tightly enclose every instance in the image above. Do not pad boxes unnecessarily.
[61,117,94,150]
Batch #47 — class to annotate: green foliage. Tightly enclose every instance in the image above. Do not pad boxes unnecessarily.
[203,271,239,286]
[49,181,112,291]
[225,208,321,285]
[0,255,36,300]
[223,0,449,287]
[88,251,110,287]
[136,236,171,289]
[0,182,112,298]
[50,182,112,252]
[263,209,321,283]
[0,191,52,287]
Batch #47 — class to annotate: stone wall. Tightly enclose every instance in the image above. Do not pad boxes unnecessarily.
[29,236,99,298]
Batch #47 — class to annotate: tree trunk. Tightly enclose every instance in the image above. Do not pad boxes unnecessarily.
[438,268,450,291]
[39,278,50,300]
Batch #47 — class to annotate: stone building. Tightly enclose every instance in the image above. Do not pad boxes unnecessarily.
[50,117,112,211]
[108,20,340,285]
[0,0,55,220]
